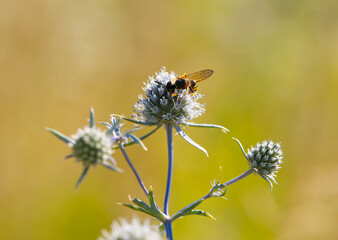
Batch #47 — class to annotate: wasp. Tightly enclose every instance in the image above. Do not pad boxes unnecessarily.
[156,69,214,96]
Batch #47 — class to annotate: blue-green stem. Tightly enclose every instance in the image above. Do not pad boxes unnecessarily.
[164,220,173,240]
[172,168,255,221]
[164,124,174,240]
[225,168,254,186]
[119,143,149,197]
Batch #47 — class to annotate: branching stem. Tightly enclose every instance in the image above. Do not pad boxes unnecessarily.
[118,143,149,197]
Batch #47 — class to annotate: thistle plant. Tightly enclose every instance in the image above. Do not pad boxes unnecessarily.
[47,67,284,240]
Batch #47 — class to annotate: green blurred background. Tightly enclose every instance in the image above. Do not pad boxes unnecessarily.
[1,0,338,239]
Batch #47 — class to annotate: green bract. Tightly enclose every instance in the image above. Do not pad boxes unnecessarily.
[47,108,122,189]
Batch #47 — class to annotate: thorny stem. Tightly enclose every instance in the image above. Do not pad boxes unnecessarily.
[164,124,174,240]
[118,143,149,197]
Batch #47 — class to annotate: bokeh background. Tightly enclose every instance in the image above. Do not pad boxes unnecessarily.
[1,0,338,239]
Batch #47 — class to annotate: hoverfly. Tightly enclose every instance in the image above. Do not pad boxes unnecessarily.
[156,69,214,96]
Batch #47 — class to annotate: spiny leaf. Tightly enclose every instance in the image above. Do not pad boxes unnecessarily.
[47,128,74,144]
[100,121,112,129]
[185,210,216,220]
[112,114,155,126]
[174,125,208,157]
[102,159,123,172]
[185,122,230,133]
[171,209,215,222]
[119,203,149,215]
[132,198,153,212]
[180,199,204,213]
[127,134,148,151]
[89,107,95,128]
[120,189,167,222]
[232,137,249,161]
[107,117,122,136]
[75,166,90,191]
[112,125,161,149]
[64,154,75,160]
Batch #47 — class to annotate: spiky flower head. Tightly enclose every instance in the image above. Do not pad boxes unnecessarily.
[70,126,113,166]
[132,67,205,126]
[47,108,121,189]
[98,217,164,240]
[247,140,283,178]
[233,138,283,189]
[247,140,283,188]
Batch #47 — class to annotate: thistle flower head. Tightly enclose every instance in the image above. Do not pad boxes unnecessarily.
[47,108,121,189]
[247,140,283,176]
[246,140,283,188]
[132,67,205,126]
[98,217,164,240]
[70,126,113,166]
[233,138,283,189]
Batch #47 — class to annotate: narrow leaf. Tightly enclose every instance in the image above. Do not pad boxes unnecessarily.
[102,159,123,172]
[131,195,167,222]
[185,210,216,220]
[75,166,90,190]
[148,187,157,209]
[180,199,204,213]
[170,199,204,222]
[232,138,249,161]
[64,154,75,160]
[89,107,95,128]
[47,128,74,144]
[107,118,122,136]
[100,121,112,129]
[132,198,152,212]
[127,134,148,151]
[148,187,167,221]
[107,155,117,164]
[112,114,155,126]
[174,125,208,157]
[171,209,215,222]
[259,172,275,191]
[185,122,230,133]
[112,125,161,149]
[119,203,149,215]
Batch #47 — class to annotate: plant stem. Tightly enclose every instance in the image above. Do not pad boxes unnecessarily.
[164,220,173,240]
[119,143,149,197]
[171,169,255,222]
[164,124,174,240]
[225,168,254,186]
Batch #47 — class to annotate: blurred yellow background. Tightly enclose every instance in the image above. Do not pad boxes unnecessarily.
[1,0,338,239]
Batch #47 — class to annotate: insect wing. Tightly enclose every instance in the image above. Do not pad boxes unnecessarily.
[185,69,214,82]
